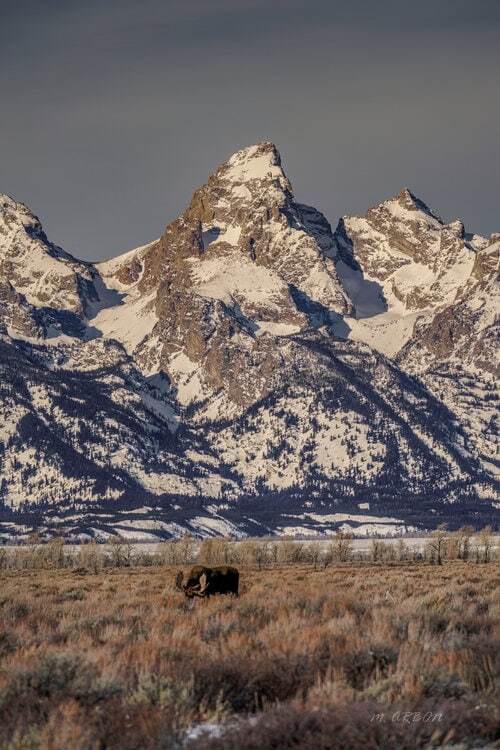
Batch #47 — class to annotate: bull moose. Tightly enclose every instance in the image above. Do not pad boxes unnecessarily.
[175,565,239,598]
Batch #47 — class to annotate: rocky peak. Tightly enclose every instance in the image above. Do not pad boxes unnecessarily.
[124,142,350,405]
[395,188,442,221]
[467,235,499,288]
[335,187,484,316]
[366,188,442,233]
[218,141,291,192]
[162,141,346,297]
[0,194,45,240]
[334,187,497,377]
[446,219,465,239]
[182,141,293,247]
[0,194,99,325]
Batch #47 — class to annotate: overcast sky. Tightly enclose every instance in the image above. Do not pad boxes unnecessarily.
[1,0,499,261]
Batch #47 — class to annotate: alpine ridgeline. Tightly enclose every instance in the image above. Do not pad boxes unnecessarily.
[1,142,498,539]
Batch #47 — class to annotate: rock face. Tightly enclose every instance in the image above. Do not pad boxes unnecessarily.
[0,279,41,338]
[0,195,98,322]
[333,188,498,373]
[333,191,499,485]
[334,188,487,318]
[397,234,499,374]
[99,143,350,410]
[0,145,498,540]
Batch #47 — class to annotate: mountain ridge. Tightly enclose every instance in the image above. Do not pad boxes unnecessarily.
[0,142,498,540]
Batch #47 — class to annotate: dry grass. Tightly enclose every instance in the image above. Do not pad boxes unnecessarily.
[0,561,498,749]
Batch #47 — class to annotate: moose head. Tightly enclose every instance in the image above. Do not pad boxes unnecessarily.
[175,565,239,598]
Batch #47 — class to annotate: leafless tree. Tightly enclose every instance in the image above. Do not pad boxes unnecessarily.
[108,535,133,567]
[306,543,322,570]
[327,530,353,564]
[478,525,494,563]
[428,523,448,565]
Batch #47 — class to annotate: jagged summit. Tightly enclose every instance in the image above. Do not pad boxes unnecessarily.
[131,141,351,404]
[1,193,36,219]
[0,193,99,330]
[218,141,290,190]
[222,140,283,171]
[0,193,47,241]
[334,184,487,313]
[394,187,442,221]
[333,183,497,384]
[446,219,465,239]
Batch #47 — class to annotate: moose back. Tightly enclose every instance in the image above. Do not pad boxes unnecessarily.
[176,566,239,598]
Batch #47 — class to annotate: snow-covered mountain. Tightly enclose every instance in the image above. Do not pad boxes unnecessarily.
[333,189,499,487]
[0,145,498,540]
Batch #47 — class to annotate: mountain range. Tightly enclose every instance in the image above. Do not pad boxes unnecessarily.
[0,142,498,540]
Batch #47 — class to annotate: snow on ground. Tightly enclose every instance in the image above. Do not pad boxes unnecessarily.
[185,450,218,466]
[224,144,285,184]
[334,260,388,318]
[341,312,426,358]
[215,394,393,492]
[203,224,241,248]
[282,513,417,537]
[184,722,226,743]
[188,253,290,315]
[168,351,206,405]
[190,516,243,537]
[313,414,386,480]
[334,258,428,356]
[96,240,156,290]
[121,466,198,495]
[139,389,179,431]
[295,512,406,525]
[89,291,157,354]
[255,321,301,336]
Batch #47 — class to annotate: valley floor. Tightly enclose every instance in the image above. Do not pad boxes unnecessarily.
[0,562,498,749]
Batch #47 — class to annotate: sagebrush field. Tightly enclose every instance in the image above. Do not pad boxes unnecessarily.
[0,549,498,749]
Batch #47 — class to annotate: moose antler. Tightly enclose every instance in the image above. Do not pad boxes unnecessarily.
[191,572,208,597]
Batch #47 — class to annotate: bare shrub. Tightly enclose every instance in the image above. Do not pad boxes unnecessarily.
[178,534,198,564]
[157,535,198,566]
[459,525,475,560]
[188,699,499,750]
[267,542,279,567]
[305,543,322,570]
[396,539,409,562]
[277,539,306,564]
[235,540,269,569]
[107,535,134,567]
[426,523,448,565]
[75,541,105,574]
[370,539,387,562]
[198,538,234,566]
[477,525,494,563]
[326,530,353,564]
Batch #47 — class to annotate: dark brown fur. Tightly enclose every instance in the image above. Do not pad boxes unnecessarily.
[176,565,239,598]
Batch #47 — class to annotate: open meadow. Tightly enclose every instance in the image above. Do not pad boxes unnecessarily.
[0,537,498,750]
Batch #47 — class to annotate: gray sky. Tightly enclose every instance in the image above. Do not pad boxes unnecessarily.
[1,0,499,261]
